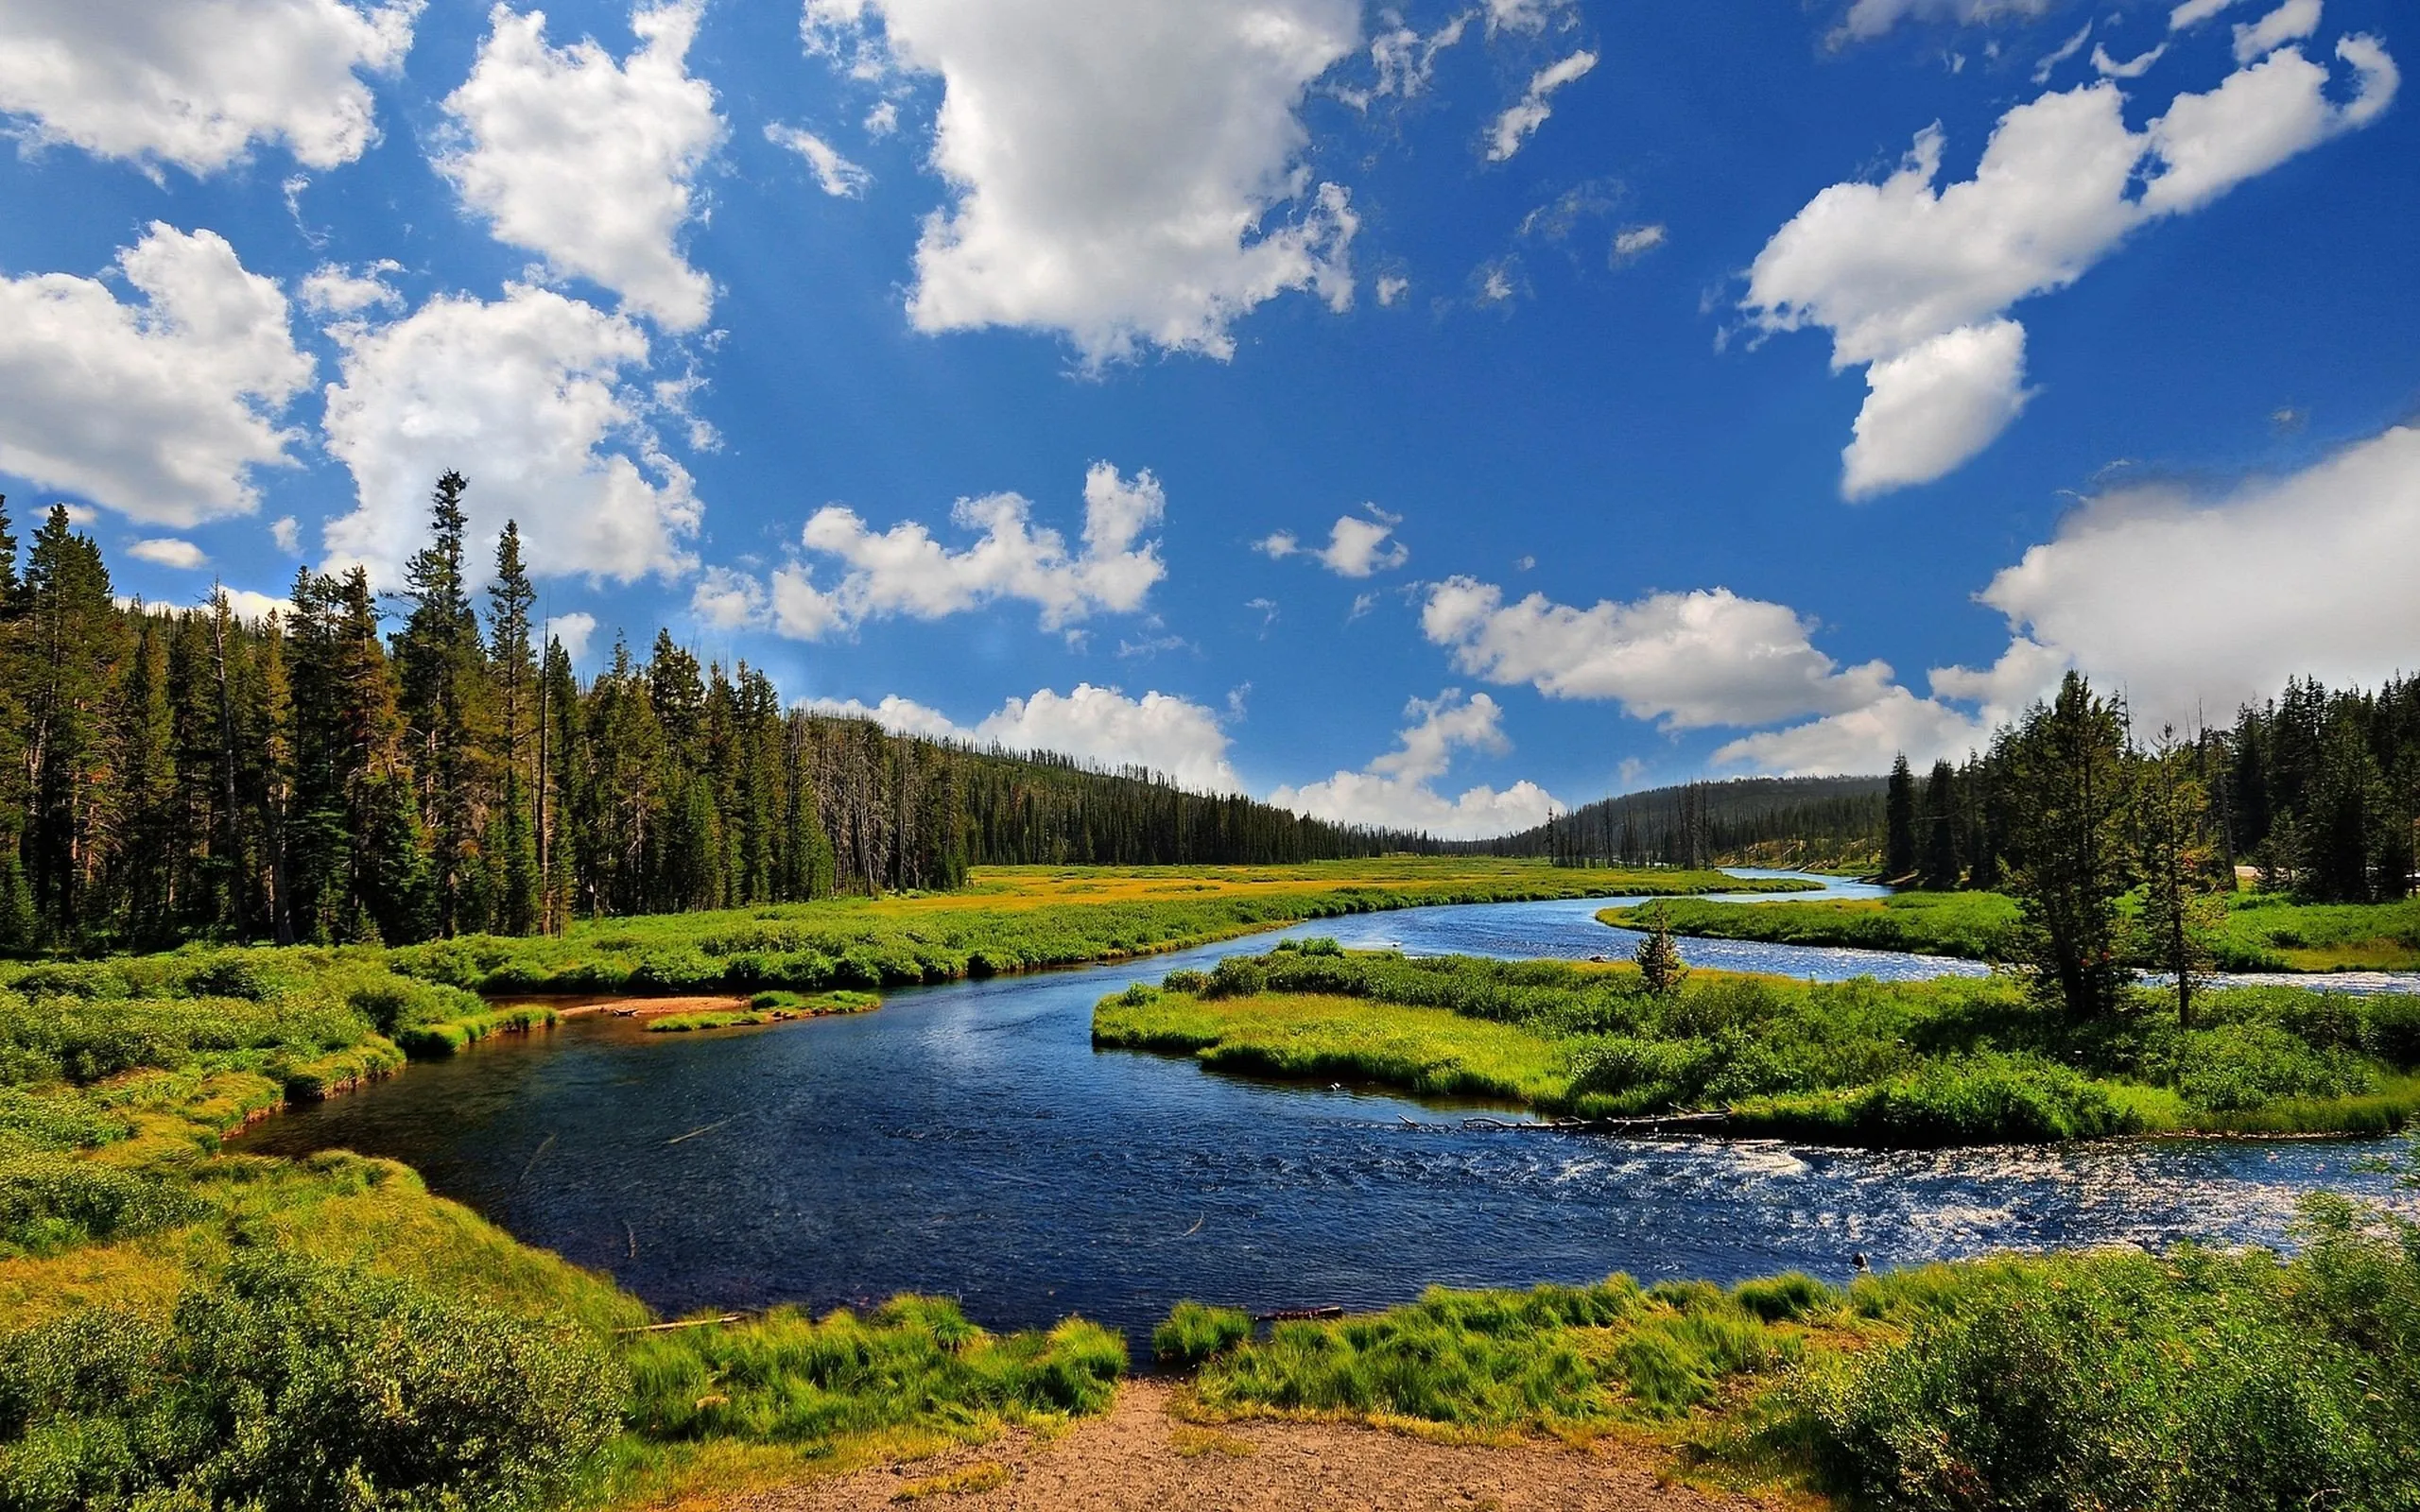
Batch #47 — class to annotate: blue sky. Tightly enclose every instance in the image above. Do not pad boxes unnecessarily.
[1,0,2414,835]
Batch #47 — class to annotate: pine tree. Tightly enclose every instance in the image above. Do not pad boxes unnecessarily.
[19,507,126,944]
[1633,902,1687,996]
[1883,754,1917,882]
[2133,727,2222,1026]
[487,523,542,935]
[539,635,581,930]
[2004,673,2132,1020]
[1919,758,1960,890]
[396,472,493,935]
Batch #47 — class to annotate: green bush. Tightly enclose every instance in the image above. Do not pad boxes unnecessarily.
[0,1250,621,1512]
[0,1156,204,1257]
[1153,1301,1252,1368]
[1203,958,1267,999]
[1803,1208,2420,1511]
[1160,969,1209,993]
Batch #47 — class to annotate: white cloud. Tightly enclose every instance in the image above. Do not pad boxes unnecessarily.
[0,223,312,525]
[2170,0,2244,28]
[862,98,897,135]
[1720,422,2420,772]
[1832,0,2052,44]
[1255,505,1408,577]
[2233,0,2321,64]
[544,610,596,662]
[1485,48,1595,162]
[128,536,208,570]
[319,284,701,585]
[439,1,722,330]
[299,259,402,317]
[1979,424,2420,730]
[767,122,871,197]
[2094,43,2167,78]
[1343,12,1469,109]
[1486,0,1573,35]
[810,683,1243,793]
[806,0,1361,364]
[0,0,418,174]
[270,516,301,554]
[689,563,768,628]
[2033,22,2092,84]
[1375,274,1409,305]
[1269,690,1560,839]
[765,462,1166,640]
[1421,576,1893,730]
[1744,40,2396,495]
[1841,318,2033,500]
[1611,223,1667,259]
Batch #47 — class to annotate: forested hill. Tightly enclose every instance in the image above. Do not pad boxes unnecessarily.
[1475,776,1891,868]
[0,483,1428,955]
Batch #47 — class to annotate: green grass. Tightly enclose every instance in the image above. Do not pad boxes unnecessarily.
[1096,945,2420,1144]
[1605,887,2420,972]
[644,991,881,1033]
[379,860,1811,1000]
[1158,1194,2420,1511]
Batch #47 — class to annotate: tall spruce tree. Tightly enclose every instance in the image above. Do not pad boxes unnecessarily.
[1882,754,1917,882]
[396,472,494,935]
[487,524,542,935]
[1919,758,1960,890]
[2004,673,2132,1020]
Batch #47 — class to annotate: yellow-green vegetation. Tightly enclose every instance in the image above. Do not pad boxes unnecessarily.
[644,989,880,1033]
[1162,1191,2420,1511]
[1094,942,2420,1144]
[1604,888,2420,973]
[0,944,1125,1512]
[891,1460,1013,1500]
[384,859,1810,999]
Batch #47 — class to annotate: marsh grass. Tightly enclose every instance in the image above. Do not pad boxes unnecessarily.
[1175,1274,1843,1435]
[1608,888,2420,972]
[1098,946,2420,1143]
[646,990,881,1033]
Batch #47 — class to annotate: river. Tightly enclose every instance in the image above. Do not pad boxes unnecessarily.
[233,872,2416,1342]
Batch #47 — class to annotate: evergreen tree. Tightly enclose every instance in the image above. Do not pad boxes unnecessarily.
[2003,673,2132,1020]
[1633,902,1687,996]
[1919,758,1960,890]
[395,472,493,935]
[1883,753,1917,882]
[486,524,542,935]
[19,507,125,944]
[2132,728,2222,1026]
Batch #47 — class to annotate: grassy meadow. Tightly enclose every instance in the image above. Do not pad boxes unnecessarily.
[1604,887,2420,973]
[1093,941,2420,1143]
[1157,1186,2420,1510]
[385,859,1808,999]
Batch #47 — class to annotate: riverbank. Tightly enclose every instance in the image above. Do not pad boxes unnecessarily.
[1601,889,2420,973]
[1092,942,2420,1144]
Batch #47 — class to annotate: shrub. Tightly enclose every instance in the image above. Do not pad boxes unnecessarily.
[1154,1302,1252,1368]
[1203,958,1267,999]
[0,1156,205,1256]
[1161,969,1209,994]
[0,1250,621,1512]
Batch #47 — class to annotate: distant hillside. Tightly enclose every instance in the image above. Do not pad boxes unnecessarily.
[1474,775,1890,869]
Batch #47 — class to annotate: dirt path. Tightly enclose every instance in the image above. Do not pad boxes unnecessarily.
[730,1382,1789,1512]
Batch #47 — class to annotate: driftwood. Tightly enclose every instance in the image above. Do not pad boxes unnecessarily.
[1255,1305,1346,1323]
[614,1313,752,1335]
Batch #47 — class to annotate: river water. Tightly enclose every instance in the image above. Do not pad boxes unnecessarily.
[233,873,2417,1340]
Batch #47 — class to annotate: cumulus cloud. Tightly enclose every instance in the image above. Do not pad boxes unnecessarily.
[319,284,701,585]
[1269,690,1560,839]
[1254,505,1409,577]
[2233,0,2320,64]
[128,537,208,570]
[1341,12,1469,109]
[1720,423,2420,772]
[299,259,402,317]
[805,0,1360,364]
[689,563,768,628]
[1830,0,2053,45]
[0,0,418,174]
[1486,0,1573,35]
[1841,318,2033,500]
[1485,48,1595,161]
[809,682,1243,793]
[766,122,870,197]
[0,223,312,525]
[2170,0,2244,27]
[1421,576,1893,730]
[760,462,1166,640]
[544,610,596,662]
[1744,37,2396,495]
[1611,224,1667,260]
[270,516,301,553]
[439,1,722,330]
[1375,274,1410,305]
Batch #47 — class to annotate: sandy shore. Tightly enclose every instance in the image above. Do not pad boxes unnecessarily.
[729,1381,1785,1512]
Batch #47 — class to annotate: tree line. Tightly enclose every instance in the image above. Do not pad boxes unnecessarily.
[1483,776,1891,868]
[0,478,1430,953]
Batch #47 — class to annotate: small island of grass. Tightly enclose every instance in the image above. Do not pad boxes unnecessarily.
[643,988,881,1032]
[1092,939,2420,1145]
